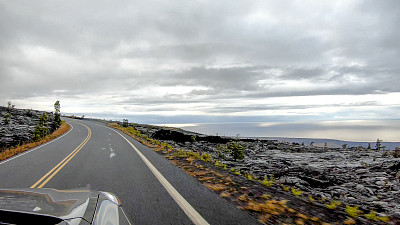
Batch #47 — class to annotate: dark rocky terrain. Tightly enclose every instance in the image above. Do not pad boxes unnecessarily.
[0,106,58,149]
[131,123,400,220]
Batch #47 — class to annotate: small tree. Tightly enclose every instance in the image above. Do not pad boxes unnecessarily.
[367,143,371,150]
[393,147,400,158]
[4,113,11,124]
[54,100,60,114]
[7,101,15,111]
[53,100,61,128]
[215,144,229,159]
[34,113,50,141]
[122,119,129,127]
[191,135,197,142]
[376,139,382,150]
[228,141,244,160]
[342,144,348,149]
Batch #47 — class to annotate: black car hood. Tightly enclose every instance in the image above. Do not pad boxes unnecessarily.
[0,188,98,222]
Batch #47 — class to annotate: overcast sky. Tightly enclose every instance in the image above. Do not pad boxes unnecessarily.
[1,0,399,124]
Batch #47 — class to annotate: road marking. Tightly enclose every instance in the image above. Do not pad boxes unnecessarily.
[106,126,210,225]
[31,122,91,188]
[0,123,74,165]
[120,208,133,225]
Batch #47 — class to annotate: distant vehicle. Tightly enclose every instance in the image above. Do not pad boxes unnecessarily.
[0,188,131,225]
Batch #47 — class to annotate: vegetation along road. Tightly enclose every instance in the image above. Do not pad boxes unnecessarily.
[0,118,260,225]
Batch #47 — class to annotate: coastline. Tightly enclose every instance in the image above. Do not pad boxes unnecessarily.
[153,121,400,149]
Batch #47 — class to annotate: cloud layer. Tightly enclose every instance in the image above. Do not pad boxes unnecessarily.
[1,0,399,123]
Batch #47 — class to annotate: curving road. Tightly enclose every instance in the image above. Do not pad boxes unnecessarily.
[0,118,260,225]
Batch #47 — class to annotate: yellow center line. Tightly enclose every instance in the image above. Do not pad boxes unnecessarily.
[30,122,91,188]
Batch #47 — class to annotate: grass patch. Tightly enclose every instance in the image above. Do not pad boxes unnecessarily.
[198,176,215,182]
[204,183,227,191]
[220,192,232,198]
[364,210,391,222]
[244,199,289,215]
[187,171,211,177]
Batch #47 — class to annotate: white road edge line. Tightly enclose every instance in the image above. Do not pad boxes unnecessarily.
[104,125,210,225]
[0,123,74,165]
[120,207,133,225]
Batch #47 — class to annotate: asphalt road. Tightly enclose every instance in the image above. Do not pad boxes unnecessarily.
[0,118,260,225]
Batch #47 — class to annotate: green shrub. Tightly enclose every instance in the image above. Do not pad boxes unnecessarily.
[191,135,197,142]
[7,101,15,110]
[261,175,275,187]
[376,139,383,150]
[326,200,341,209]
[230,168,240,175]
[364,210,390,222]
[215,144,228,159]
[291,188,303,196]
[200,153,212,162]
[365,210,379,221]
[282,186,290,191]
[122,119,129,127]
[214,160,226,169]
[245,173,253,180]
[393,147,400,158]
[4,113,11,124]
[173,150,200,159]
[346,205,362,218]
[227,141,244,160]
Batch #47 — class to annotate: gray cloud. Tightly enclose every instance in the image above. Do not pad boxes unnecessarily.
[1,0,399,123]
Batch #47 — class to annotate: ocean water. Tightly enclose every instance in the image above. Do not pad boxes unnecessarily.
[155,120,400,149]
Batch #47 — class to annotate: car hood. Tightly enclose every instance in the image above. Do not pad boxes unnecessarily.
[0,188,98,222]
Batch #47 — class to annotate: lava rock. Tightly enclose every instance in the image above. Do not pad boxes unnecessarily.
[0,106,56,148]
